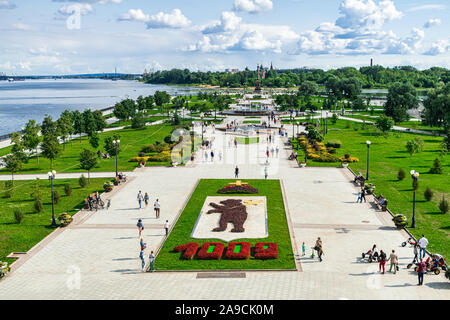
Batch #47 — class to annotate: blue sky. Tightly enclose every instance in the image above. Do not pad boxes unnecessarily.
[0,0,449,75]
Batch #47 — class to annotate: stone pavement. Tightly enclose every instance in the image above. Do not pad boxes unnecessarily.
[0,120,449,300]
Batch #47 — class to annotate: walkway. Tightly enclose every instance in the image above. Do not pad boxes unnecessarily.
[0,119,448,300]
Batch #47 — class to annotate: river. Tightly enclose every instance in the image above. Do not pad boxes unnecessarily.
[0,79,200,136]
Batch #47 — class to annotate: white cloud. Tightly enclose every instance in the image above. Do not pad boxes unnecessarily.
[424,39,450,56]
[233,0,273,14]
[407,4,447,12]
[385,28,425,54]
[58,3,93,16]
[119,8,191,29]
[0,0,16,9]
[12,23,34,31]
[202,11,242,34]
[423,18,441,29]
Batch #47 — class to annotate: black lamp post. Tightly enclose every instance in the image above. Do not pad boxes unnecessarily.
[304,130,308,165]
[366,140,371,181]
[325,111,328,134]
[200,113,204,144]
[410,170,419,228]
[113,139,120,178]
[48,170,57,227]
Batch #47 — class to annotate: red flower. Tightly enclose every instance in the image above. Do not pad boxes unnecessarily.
[173,242,199,260]
[254,243,278,259]
[224,242,251,260]
[197,242,225,260]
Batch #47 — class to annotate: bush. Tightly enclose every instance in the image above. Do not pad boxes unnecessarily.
[325,140,342,148]
[397,168,406,181]
[129,156,150,163]
[164,135,174,144]
[315,154,339,162]
[138,151,146,157]
[64,184,72,196]
[4,180,13,198]
[79,174,88,188]
[429,158,443,174]
[34,199,43,213]
[344,154,350,159]
[327,147,337,154]
[53,190,60,205]
[148,151,171,162]
[345,121,351,129]
[439,197,449,214]
[424,187,433,202]
[14,208,23,224]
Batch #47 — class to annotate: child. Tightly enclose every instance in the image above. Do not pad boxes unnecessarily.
[301,242,306,256]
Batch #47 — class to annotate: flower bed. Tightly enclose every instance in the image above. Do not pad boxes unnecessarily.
[254,243,278,260]
[173,242,199,260]
[103,181,113,192]
[217,184,259,194]
[224,242,251,260]
[197,242,225,260]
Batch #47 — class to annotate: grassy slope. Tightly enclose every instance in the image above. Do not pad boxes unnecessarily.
[157,179,296,270]
[0,178,107,264]
[293,120,450,257]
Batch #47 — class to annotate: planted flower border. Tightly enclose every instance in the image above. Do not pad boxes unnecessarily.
[157,179,295,271]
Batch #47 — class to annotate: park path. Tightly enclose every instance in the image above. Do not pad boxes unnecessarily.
[0,117,449,300]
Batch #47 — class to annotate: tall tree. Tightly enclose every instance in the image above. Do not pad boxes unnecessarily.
[113,102,129,122]
[79,149,98,182]
[71,110,84,142]
[40,134,61,169]
[422,82,450,129]
[384,82,419,123]
[93,110,106,132]
[298,81,318,109]
[57,111,73,150]
[22,120,41,164]
[82,109,97,137]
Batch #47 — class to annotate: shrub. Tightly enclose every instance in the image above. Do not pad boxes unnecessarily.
[315,154,339,162]
[79,174,88,188]
[339,156,359,163]
[4,180,13,198]
[424,187,433,202]
[325,140,342,148]
[397,168,406,181]
[164,135,174,144]
[429,158,443,174]
[138,152,146,157]
[52,190,60,205]
[345,121,351,129]
[439,197,449,214]
[34,199,43,213]
[344,154,350,159]
[141,144,157,153]
[64,184,72,196]
[14,208,23,224]
[327,147,337,154]
[148,151,171,162]
[129,156,150,163]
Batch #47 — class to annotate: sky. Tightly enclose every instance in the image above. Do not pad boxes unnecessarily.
[0,0,449,75]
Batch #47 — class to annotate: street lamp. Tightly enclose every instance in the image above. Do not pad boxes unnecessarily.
[200,112,204,144]
[113,139,120,178]
[410,170,420,228]
[304,129,308,165]
[48,170,57,227]
[296,122,300,151]
[366,140,371,181]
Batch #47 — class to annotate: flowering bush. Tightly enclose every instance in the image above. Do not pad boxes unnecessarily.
[217,184,258,194]
[129,156,150,162]
[339,156,359,163]
[224,242,251,260]
[103,181,113,192]
[173,242,199,260]
[254,243,278,259]
[197,242,225,260]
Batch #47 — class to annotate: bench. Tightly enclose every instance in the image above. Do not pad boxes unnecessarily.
[353,175,366,186]
[374,195,388,211]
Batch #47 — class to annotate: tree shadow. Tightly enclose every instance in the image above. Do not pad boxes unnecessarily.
[425,282,450,290]
[424,212,445,215]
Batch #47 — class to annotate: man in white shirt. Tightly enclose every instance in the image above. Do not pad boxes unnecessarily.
[154,199,160,219]
[164,220,169,236]
[418,234,428,259]
[148,251,155,272]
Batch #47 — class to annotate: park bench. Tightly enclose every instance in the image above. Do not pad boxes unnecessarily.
[353,174,366,186]
[374,194,388,211]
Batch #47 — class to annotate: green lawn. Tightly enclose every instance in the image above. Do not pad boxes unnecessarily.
[157,179,296,270]
[293,120,450,258]
[243,120,261,124]
[236,137,260,144]
[0,145,12,157]
[106,115,168,128]
[0,123,178,175]
[0,178,108,264]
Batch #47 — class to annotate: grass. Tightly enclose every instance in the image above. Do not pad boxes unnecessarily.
[293,119,450,258]
[0,123,178,175]
[106,115,168,128]
[236,137,260,144]
[0,178,108,264]
[156,179,296,270]
[243,120,261,124]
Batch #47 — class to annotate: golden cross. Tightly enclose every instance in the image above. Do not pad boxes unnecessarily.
[228,180,248,186]
[243,200,263,206]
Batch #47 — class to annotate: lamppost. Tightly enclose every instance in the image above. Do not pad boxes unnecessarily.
[296,122,300,151]
[48,170,57,227]
[113,139,120,178]
[325,110,328,134]
[200,112,204,144]
[304,129,308,165]
[410,170,420,228]
[366,140,371,181]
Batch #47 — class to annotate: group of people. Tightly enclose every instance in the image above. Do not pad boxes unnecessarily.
[136,190,160,218]
[84,191,102,211]
[97,150,111,159]
[115,172,127,185]
[364,245,399,274]
[300,238,325,262]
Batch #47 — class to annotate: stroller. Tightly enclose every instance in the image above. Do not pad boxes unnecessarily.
[408,254,448,275]
[361,249,379,263]
[401,237,417,247]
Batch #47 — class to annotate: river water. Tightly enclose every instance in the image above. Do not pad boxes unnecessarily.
[0,79,200,136]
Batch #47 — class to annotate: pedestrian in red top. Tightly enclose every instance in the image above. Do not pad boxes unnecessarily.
[379,250,387,274]
[417,258,426,285]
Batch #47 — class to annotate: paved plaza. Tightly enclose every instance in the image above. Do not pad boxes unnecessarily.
[0,120,449,300]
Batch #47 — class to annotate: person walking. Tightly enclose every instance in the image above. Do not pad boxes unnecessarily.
[387,250,399,274]
[144,192,150,208]
[264,166,268,180]
[360,188,366,203]
[301,242,306,256]
[271,147,274,157]
[204,150,208,162]
[413,243,419,264]
[139,247,146,271]
[210,150,214,162]
[164,220,169,236]
[154,199,160,219]
[148,251,155,272]
[137,191,144,209]
[418,235,428,259]
[276,146,279,158]
[417,258,426,285]
[266,148,270,159]
[314,237,323,262]
[235,166,239,179]
[356,190,362,203]
[379,250,387,274]
[219,150,222,162]
[136,219,144,237]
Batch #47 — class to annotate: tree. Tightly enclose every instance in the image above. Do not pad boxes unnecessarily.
[71,110,84,142]
[79,174,88,188]
[397,168,405,180]
[341,77,362,107]
[384,82,419,122]
[406,140,420,156]
[429,157,443,174]
[375,114,394,137]
[298,81,317,108]
[121,99,136,119]
[154,91,171,115]
[83,109,97,137]
[40,134,61,169]
[422,82,450,128]
[131,112,145,129]
[89,131,100,149]
[93,110,106,132]
[4,154,22,185]
[144,95,154,110]
[41,115,59,137]
[10,132,28,164]
[113,102,128,122]
[104,133,121,156]
[439,196,449,214]
[424,187,433,201]
[57,110,73,150]
[79,149,98,182]
[22,120,41,164]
